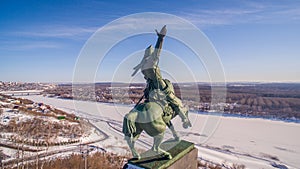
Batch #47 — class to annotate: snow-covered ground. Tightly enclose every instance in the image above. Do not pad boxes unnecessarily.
[20,95,300,169]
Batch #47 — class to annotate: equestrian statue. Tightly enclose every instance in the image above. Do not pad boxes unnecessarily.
[122,25,192,160]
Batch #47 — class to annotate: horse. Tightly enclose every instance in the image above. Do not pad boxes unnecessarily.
[122,101,191,160]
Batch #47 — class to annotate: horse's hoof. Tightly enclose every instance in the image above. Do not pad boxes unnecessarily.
[174,136,180,141]
[163,153,172,160]
[132,154,141,160]
[132,156,140,160]
[159,150,172,160]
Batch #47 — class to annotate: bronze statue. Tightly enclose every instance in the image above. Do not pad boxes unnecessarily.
[123,25,191,160]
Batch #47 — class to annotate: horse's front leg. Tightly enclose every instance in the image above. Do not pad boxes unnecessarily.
[167,121,180,141]
[152,133,172,159]
[125,134,141,160]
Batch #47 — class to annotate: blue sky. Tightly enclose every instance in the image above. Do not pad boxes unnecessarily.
[0,0,299,83]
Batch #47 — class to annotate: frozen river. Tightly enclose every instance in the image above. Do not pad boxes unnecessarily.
[23,95,300,169]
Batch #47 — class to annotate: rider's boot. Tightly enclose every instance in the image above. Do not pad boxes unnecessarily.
[164,93,188,121]
[161,79,189,123]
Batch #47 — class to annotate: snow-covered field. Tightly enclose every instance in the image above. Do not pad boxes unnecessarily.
[21,95,300,169]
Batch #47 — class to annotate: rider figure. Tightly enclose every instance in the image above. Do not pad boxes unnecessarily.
[132,25,189,124]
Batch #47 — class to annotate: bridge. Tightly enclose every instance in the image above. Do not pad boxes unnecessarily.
[0,90,43,96]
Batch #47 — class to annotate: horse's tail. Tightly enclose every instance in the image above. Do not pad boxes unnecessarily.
[122,110,138,137]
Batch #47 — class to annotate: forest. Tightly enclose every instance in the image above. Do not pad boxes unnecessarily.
[45,82,300,120]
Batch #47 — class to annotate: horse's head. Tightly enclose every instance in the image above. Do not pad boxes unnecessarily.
[181,108,192,129]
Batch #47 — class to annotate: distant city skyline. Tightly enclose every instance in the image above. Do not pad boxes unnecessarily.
[1,0,299,83]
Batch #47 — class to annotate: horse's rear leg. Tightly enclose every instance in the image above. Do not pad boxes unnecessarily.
[152,133,172,159]
[125,134,141,160]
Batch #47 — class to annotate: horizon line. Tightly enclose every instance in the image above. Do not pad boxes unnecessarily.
[2,81,300,84]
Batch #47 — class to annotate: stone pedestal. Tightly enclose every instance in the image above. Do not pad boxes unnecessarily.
[123,140,198,169]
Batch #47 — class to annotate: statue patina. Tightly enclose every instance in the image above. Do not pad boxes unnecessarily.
[122,25,192,160]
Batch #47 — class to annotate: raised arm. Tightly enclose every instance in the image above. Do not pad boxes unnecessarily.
[131,25,167,77]
[152,25,167,61]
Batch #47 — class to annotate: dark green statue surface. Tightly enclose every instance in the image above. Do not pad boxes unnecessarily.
[122,25,192,160]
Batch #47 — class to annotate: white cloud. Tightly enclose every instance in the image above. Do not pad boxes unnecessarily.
[0,41,60,51]
[14,25,98,40]
[1,25,99,51]
[17,43,60,50]
[178,2,300,28]
[179,8,261,27]
[101,14,194,32]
